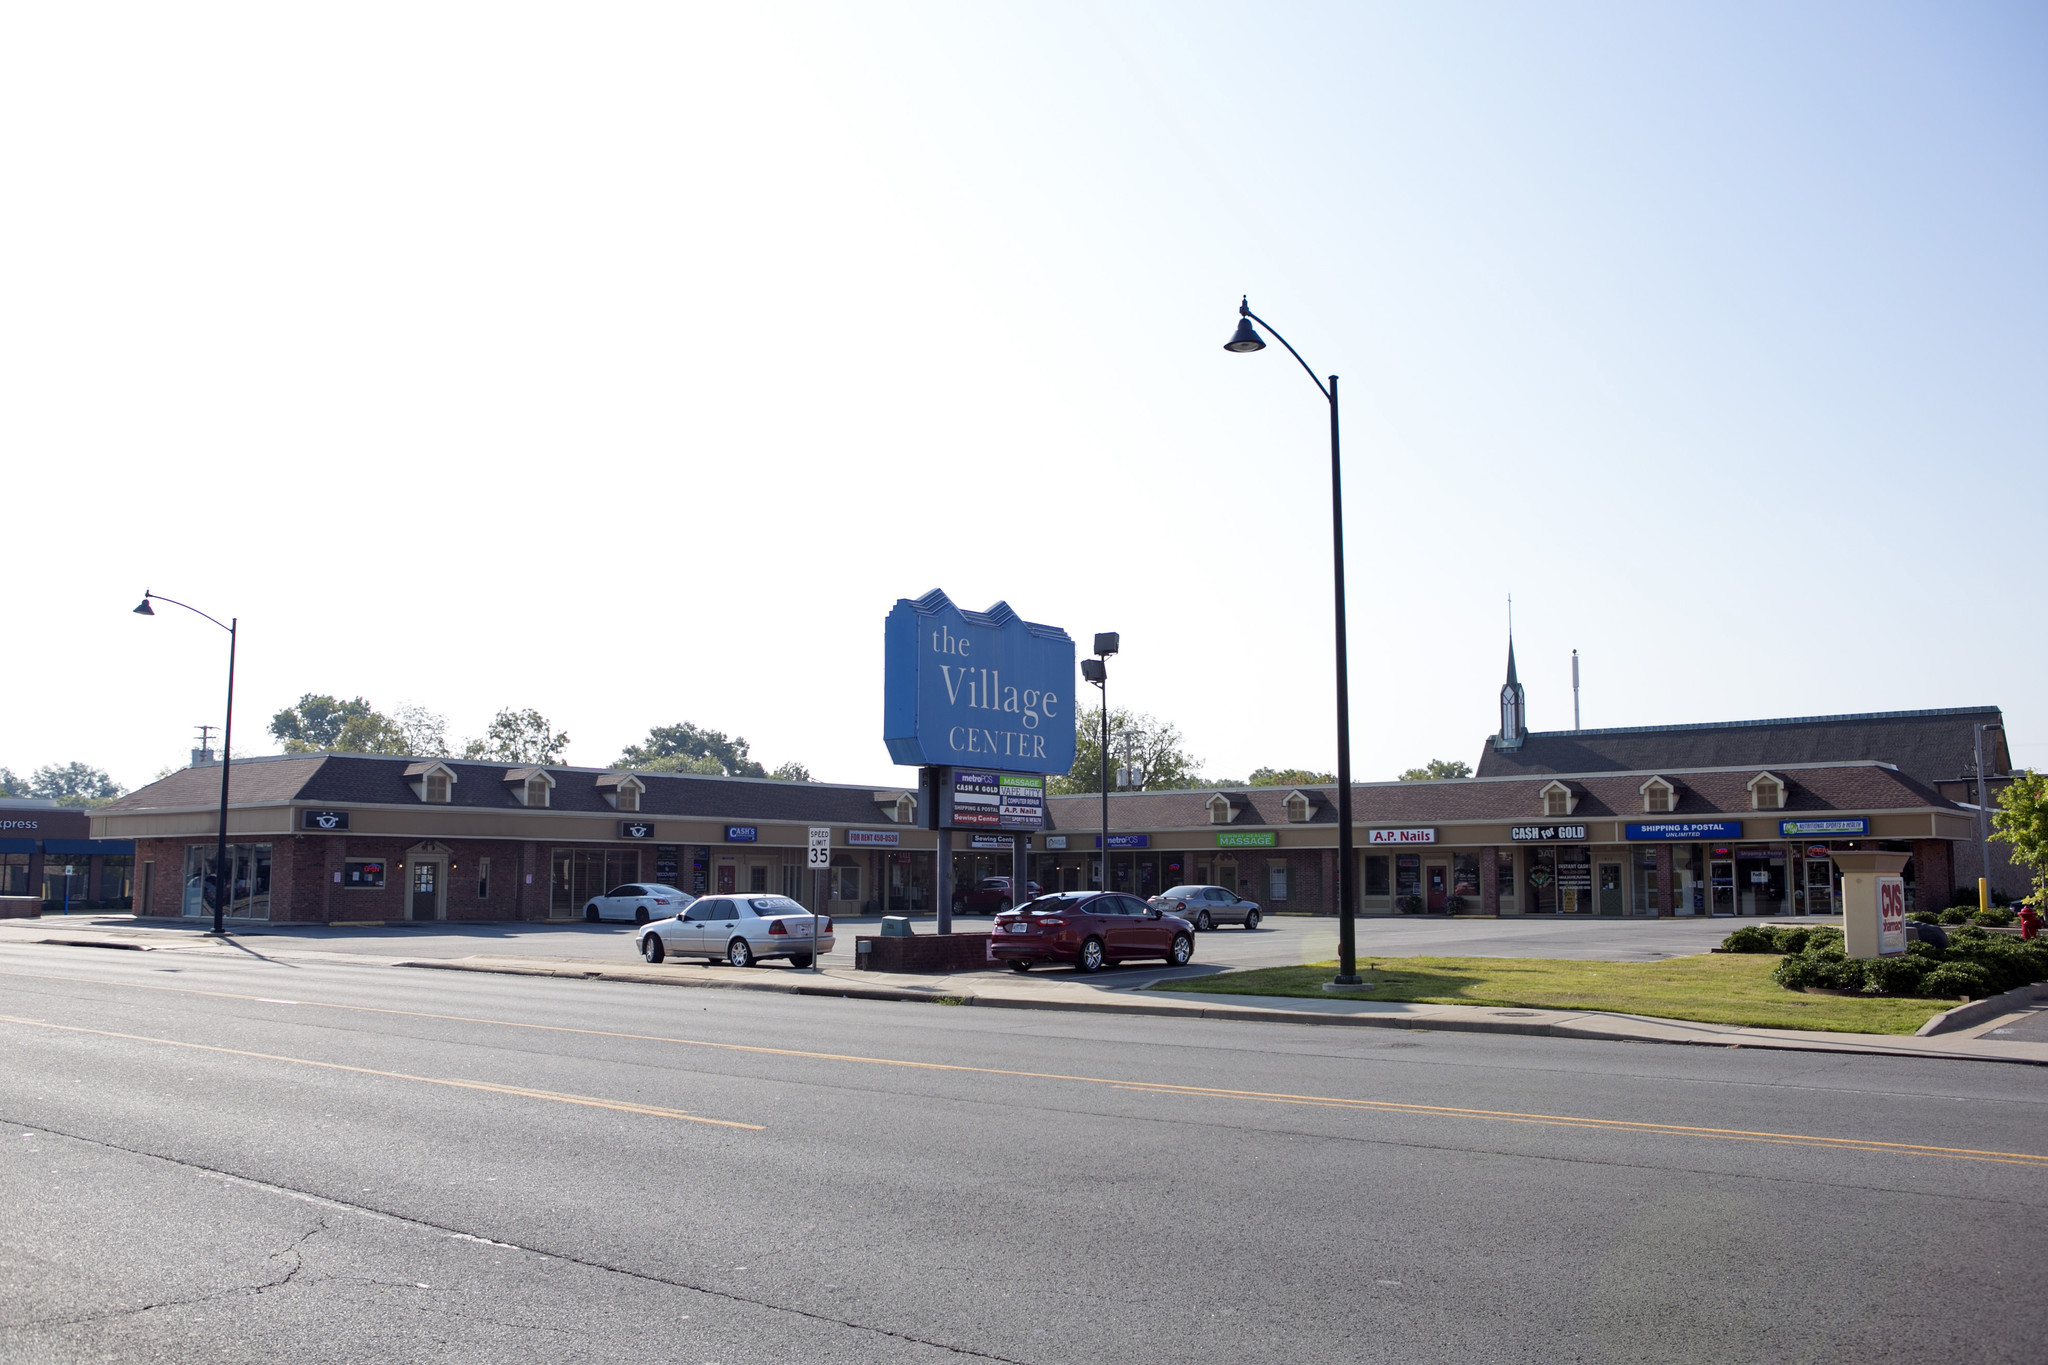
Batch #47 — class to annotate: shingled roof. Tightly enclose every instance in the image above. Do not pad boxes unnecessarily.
[95,754,910,825]
[1044,762,1953,831]
[1473,706,2009,789]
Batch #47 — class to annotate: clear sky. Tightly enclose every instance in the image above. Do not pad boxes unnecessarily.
[6,2,2044,792]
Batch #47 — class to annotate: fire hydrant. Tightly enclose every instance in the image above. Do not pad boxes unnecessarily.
[2021,902,2040,941]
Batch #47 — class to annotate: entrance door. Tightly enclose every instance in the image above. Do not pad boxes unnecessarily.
[1597,863,1623,916]
[410,859,441,920]
[1709,860,1736,916]
[1426,865,1447,912]
[716,863,737,894]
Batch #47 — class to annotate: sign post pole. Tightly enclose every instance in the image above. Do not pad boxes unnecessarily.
[806,826,831,973]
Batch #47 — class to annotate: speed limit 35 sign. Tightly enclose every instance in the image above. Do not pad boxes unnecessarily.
[807,827,831,869]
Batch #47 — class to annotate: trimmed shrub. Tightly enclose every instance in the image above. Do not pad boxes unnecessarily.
[1861,956,1925,996]
[1772,954,1826,989]
[1938,907,1973,926]
[1920,962,1994,999]
[1906,911,1940,926]
[1721,925,1781,954]
[1975,907,2015,928]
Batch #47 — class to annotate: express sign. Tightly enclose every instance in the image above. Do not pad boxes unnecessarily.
[883,590,1076,774]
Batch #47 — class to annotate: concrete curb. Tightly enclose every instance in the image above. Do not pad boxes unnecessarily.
[1916,981,2048,1036]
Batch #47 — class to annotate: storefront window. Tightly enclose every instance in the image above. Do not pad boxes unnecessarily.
[181,844,272,918]
[1494,851,1514,906]
[1395,854,1422,900]
[1451,854,1479,898]
[42,863,88,905]
[1,853,27,897]
[1556,846,1592,914]
[1526,849,1556,913]
[99,856,133,904]
[551,849,639,914]
[1365,855,1390,897]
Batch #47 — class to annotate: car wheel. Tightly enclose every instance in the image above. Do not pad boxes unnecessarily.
[997,900,1011,914]
[1076,937,1105,973]
[634,908,649,924]
[641,935,665,964]
[1168,933,1193,966]
[584,904,600,922]
[1244,909,1261,931]
[727,937,755,969]
[1197,910,1214,931]
[789,953,813,969]
[1008,960,1033,973]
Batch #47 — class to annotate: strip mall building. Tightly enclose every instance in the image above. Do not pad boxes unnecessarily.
[90,708,1992,923]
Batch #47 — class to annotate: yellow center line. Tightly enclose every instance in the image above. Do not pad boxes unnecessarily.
[5,967,2044,1167]
[0,1014,761,1130]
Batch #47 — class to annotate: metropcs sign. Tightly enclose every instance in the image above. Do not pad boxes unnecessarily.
[883,590,1076,773]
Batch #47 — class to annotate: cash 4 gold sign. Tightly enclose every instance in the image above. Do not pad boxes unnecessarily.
[883,590,1076,772]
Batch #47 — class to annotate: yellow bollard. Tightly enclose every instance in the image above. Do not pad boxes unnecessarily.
[1980,877,1990,915]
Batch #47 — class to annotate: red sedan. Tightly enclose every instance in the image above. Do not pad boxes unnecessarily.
[990,892,1195,973]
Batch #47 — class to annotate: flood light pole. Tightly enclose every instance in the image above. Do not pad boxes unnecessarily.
[133,590,236,936]
[1082,632,1117,889]
[1225,298,1360,984]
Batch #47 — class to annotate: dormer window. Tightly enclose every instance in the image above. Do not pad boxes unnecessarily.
[1208,793,1237,825]
[505,767,556,808]
[1539,780,1577,818]
[597,773,647,812]
[405,760,459,804]
[1749,772,1785,811]
[875,792,917,824]
[1640,776,1676,814]
[1284,790,1312,824]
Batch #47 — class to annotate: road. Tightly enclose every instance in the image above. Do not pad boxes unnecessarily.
[2,938,2042,1363]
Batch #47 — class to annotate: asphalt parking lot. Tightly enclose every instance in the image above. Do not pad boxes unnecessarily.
[23,909,1801,975]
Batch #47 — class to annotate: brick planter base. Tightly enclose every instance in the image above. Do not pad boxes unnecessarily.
[0,897,40,918]
[855,933,993,973]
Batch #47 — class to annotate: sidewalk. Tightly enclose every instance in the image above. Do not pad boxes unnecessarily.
[8,918,2045,1066]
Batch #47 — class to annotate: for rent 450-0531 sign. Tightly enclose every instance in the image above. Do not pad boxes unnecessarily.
[883,590,1076,773]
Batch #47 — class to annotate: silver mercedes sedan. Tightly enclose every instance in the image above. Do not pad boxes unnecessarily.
[1149,884,1263,931]
[636,894,835,968]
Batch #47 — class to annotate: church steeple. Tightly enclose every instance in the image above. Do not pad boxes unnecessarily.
[1496,628,1527,749]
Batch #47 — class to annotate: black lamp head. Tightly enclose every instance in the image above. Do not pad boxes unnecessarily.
[1093,632,1120,657]
[133,593,155,616]
[1080,658,1107,684]
[1224,316,1266,353]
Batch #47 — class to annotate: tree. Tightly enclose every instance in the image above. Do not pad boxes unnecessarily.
[1991,769,2048,901]
[615,722,767,779]
[769,761,813,783]
[270,695,378,752]
[1399,758,1473,781]
[0,767,23,798]
[269,694,451,757]
[1046,706,1202,795]
[1248,766,1335,787]
[464,708,570,766]
[29,762,126,808]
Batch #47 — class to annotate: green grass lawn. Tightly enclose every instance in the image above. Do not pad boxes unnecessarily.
[1149,953,1953,1035]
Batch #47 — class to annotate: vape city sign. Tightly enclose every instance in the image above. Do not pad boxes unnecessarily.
[883,590,1076,773]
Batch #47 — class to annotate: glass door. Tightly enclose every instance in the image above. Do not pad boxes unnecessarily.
[1598,863,1624,916]
[1710,860,1736,916]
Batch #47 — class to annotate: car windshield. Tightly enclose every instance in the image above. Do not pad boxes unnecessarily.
[748,896,804,915]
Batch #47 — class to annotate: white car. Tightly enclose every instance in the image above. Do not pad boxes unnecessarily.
[637,894,835,969]
[1150,884,1262,931]
[583,883,694,924]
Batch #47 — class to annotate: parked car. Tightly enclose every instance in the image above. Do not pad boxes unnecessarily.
[583,883,694,924]
[951,876,1043,914]
[990,891,1194,973]
[1149,885,1262,931]
[636,894,834,968]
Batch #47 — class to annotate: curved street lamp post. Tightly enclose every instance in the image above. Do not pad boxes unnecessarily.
[1225,298,1361,985]
[133,591,237,935]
